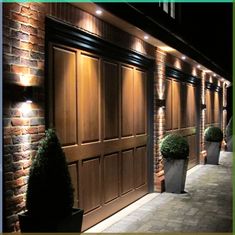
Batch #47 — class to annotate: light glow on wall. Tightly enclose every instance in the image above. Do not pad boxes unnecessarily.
[20,102,32,116]
[20,74,31,86]
[95,9,102,15]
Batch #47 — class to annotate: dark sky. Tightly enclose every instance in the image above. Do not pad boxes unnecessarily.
[179,3,232,76]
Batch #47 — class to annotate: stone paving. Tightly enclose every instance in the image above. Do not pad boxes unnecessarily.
[102,151,232,232]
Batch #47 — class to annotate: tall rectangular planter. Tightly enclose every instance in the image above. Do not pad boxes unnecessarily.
[19,208,83,233]
[205,141,221,165]
[164,158,188,194]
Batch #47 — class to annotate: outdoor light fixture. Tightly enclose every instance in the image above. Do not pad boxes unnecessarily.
[23,86,33,103]
[213,73,216,77]
[95,10,102,15]
[201,104,206,110]
[156,99,166,108]
[223,106,227,110]
[197,65,201,68]
[144,35,149,40]
[181,56,186,60]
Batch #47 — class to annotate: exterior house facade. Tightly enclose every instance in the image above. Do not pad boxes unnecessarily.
[3,2,231,232]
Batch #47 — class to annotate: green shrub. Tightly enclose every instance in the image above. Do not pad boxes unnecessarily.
[204,126,223,142]
[160,134,189,159]
[26,129,74,220]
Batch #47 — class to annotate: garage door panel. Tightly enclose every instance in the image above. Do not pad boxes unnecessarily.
[134,146,147,188]
[172,80,181,129]
[167,77,198,169]
[121,149,134,194]
[165,79,172,130]
[81,157,101,213]
[134,69,146,135]
[104,153,119,204]
[103,61,119,140]
[54,46,77,146]
[121,66,134,137]
[80,53,100,143]
[68,163,79,208]
[180,82,187,128]
[50,43,148,231]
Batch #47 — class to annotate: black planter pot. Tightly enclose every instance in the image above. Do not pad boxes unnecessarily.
[164,158,188,194]
[18,208,84,233]
[206,141,221,164]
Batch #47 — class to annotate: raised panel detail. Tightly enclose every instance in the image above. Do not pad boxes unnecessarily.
[104,153,119,203]
[134,69,146,135]
[121,66,134,137]
[54,47,77,146]
[206,89,211,124]
[186,84,196,127]
[68,163,79,208]
[80,53,100,143]
[165,79,172,130]
[81,157,101,213]
[172,80,181,129]
[103,61,119,140]
[180,82,186,128]
[121,149,134,194]
[134,146,146,188]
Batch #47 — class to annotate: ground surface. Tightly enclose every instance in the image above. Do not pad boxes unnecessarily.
[100,151,232,232]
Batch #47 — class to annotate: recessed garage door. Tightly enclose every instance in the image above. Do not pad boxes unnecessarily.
[48,43,148,231]
[165,78,199,169]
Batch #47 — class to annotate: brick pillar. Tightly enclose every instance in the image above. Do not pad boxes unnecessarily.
[199,72,207,163]
[154,48,166,192]
[222,82,227,138]
[3,3,46,232]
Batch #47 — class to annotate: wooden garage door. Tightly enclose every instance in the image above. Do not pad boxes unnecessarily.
[205,89,221,127]
[48,43,148,231]
[165,79,198,169]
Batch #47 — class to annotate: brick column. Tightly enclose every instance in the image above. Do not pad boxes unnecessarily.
[222,82,227,138]
[199,72,207,163]
[154,48,166,192]
[3,3,46,232]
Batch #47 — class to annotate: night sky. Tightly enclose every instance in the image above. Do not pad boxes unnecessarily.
[179,3,232,78]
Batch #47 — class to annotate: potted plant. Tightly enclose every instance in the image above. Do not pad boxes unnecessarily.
[204,126,223,164]
[160,134,189,194]
[18,129,83,232]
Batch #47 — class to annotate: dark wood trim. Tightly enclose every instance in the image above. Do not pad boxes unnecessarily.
[205,81,222,93]
[45,17,154,70]
[166,65,200,85]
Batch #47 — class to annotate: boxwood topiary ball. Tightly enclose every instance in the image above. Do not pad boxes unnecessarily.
[160,134,189,159]
[204,126,223,142]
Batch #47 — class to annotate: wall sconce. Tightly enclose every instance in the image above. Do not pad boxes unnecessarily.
[23,86,33,103]
[223,106,227,110]
[156,99,166,108]
[201,104,206,110]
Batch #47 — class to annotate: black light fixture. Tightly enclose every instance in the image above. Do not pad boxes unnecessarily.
[223,106,227,110]
[23,86,33,103]
[201,104,206,110]
[156,99,166,108]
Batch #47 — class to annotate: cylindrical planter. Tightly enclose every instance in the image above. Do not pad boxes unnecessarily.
[205,141,221,164]
[163,158,189,194]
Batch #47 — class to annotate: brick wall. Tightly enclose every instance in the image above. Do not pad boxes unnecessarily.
[3,2,155,232]
[3,3,46,232]
[3,2,227,232]
[153,49,166,192]
[199,72,206,163]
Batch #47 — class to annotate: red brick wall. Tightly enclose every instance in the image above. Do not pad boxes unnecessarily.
[3,2,155,232]
[153,49,166,192]
[3,3,46,232]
